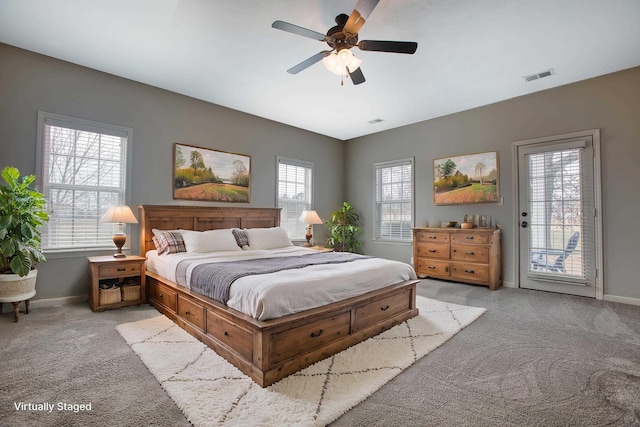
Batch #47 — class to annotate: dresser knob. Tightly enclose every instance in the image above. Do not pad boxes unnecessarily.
[310,329,324,338]
[380,305,390,311]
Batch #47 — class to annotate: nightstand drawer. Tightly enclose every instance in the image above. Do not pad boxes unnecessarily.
[99,263,141,278]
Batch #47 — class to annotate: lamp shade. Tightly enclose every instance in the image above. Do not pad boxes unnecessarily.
[299,210,323,225]
[100,206,138,224]
[322,49,362,76]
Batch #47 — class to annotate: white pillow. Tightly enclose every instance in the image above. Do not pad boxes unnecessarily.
[245,227,293,250]
[180,229,242,253]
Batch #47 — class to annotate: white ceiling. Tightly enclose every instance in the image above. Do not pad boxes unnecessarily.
[1,0,639,141]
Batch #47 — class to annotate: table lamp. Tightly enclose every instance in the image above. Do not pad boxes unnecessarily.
[100,205,138,258]
[298,210,323,247]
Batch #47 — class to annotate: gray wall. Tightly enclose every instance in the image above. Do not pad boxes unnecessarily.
[0,43,344,300]
[345,66,640,302]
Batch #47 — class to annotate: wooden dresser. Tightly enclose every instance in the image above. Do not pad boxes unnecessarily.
[413,227,502,290]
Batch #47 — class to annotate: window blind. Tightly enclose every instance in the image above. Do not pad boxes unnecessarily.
[375,158,414,241]
[526,144,594,281]
[38,113,130,251]
[276,157,313,240]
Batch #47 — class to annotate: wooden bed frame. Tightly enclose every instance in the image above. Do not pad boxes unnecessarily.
[139,205,419,387]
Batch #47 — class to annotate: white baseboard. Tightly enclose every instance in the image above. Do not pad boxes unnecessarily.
[603,294,640,307]
[1,294,87,313]
[502,281,516,288]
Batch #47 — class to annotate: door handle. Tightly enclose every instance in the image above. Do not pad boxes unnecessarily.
[521,221,528,228]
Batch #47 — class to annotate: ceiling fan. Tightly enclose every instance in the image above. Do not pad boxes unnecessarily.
[272,0,418,85]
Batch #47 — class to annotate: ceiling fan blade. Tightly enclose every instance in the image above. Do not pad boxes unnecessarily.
[358,40,418,54]
[272,20,327,41]
[343,0,380,34]
[348,67,366,85]
[287,51,331,74]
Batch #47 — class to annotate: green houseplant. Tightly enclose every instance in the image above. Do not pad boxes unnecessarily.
[0,167,49,321]
[0,167,49,276]
[325,201,362,252]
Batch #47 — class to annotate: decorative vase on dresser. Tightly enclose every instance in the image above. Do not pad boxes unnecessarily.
[412,227,502,290]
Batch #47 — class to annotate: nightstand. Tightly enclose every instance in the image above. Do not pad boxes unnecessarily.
[88,255,146,312]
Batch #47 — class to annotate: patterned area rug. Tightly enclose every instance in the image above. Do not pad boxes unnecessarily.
[116,296,485,426]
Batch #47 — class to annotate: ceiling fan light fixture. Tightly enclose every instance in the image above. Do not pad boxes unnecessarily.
[322,48,362,75]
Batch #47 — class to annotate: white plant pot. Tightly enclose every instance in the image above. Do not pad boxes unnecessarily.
[0,269,37,303]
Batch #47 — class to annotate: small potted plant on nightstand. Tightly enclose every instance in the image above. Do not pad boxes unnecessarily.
[0,167,49,321]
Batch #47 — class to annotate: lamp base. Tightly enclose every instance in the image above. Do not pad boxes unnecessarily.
[112,234,127,258]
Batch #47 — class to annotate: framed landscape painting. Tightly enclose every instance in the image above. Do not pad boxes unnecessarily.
[433,151,499,205]
[173,143,250,203]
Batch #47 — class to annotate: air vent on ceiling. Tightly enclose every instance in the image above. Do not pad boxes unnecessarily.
[523,68,555,82]
[368,118,384,124]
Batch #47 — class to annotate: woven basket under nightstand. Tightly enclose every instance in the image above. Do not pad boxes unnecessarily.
[121,285,141,302]
[99,287,122,305]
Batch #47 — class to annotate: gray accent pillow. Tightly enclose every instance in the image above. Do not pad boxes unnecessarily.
[232,228,249,249]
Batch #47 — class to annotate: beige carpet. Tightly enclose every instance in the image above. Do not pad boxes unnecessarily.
[116,296,485,426]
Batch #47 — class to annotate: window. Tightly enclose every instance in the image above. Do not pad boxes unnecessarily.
[276,157,313,240]
[36,112,133,251]
[375,158,414,241]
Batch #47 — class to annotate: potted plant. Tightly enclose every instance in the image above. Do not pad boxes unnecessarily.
[0,167,49,321]
[325,201,362,252]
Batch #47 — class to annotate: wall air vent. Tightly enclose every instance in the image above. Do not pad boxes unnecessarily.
[368,118,384,124]
[523,68,555,82]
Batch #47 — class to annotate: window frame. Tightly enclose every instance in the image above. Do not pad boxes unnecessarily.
[373,157,415,243]
[275,156,314,242]
[35,111,134,255]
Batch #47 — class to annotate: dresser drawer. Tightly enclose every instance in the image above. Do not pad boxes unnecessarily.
[177,296,205,330]
[355,288,412,330]
[148,282,177,313]
[415,231,450,243]
[415,258,450,277]
[451,233,490,245]
[416,242,450,259]
[271,311,351,364]
[206,310,253,361]
[450,263,490,283]
[99,263,141,278]
[451,244,489,263]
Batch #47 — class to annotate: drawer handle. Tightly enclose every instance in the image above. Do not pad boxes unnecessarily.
[224,331,229,336]
[465,269,475,274]
[428,249,436,253]
[380,305,390,311]
[310,329,323,338]
[158,293,163,298]
[428,265,436,269]
[428,236,437,239]
[465,251,475,255]
[117,267,126,272]
[465,236,474,240]
[185,310,190,315]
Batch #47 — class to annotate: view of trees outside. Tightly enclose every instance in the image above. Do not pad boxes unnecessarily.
[376,163,412,240]
[278,162,311,239]
[173,144,250,202]
[42,126,125,250]
[528,148,584,277]
[433,152,498,205]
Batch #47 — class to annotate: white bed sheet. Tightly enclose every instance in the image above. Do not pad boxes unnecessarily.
[145,247,417,320]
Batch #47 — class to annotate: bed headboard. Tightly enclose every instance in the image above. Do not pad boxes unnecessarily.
[139,205,281,254]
